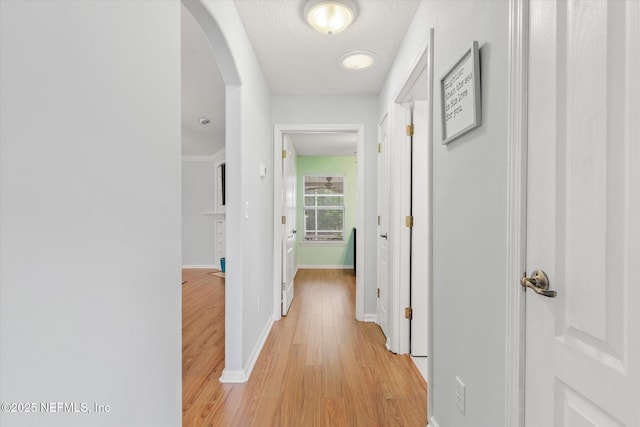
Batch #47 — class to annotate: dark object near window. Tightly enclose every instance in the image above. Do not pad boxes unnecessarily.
[219,163,226,206]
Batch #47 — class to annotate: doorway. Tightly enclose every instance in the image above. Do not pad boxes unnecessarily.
[388,29,434,415]
[273,124,366,322]
[505,1,640,424]
[180,0,244,383]
[523,0,639,425]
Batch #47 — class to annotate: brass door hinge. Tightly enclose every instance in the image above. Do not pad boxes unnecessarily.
[406,124,414,137]
[377,288,380,298]
[405,307,413,319]
[282,215,286,224]
[405,216,414,228]
[377,143,381,153]
[282,149,287,159]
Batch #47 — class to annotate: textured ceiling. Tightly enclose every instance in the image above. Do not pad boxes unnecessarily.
[234,0,421,95]
[181,1,420,156]
[290,132,357,156]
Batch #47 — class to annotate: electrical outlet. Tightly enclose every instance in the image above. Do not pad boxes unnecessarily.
[456,376,465,414]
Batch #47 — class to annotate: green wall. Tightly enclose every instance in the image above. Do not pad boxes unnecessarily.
[296,156,357,267]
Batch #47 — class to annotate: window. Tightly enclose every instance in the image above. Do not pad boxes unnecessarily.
[303,175,345,241]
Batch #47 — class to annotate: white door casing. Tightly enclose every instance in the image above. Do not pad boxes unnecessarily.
[393,102,412,355]
[281,135,296,315]
[272,124,366,322]
[392,33,433,359]
[377,114,392,345]
[410,100,429,357]
[525,1,640,426]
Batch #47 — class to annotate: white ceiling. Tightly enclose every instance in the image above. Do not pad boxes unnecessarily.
[181,0,420,156]
[181,4,225,156]
[234,0,421,95]
[290,132,357,156]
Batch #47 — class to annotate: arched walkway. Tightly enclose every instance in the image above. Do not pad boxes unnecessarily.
[181,0,243,380]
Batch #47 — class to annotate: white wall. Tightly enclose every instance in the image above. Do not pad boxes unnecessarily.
[195,0,274,378]
[182,157,217,267]
[379,1,510,426]
[0,2,181,426]
[272,95,379,317]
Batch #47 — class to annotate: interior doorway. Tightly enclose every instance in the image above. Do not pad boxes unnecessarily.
[273,124,366,322]
[180,0,244,383]
[391,29,434,416]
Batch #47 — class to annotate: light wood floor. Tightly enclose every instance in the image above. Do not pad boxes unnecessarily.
[182,268,427,426]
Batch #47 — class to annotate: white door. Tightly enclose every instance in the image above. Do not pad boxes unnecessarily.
[525,1,640,425]
[282,135,296,315]
[377,115,391,342]
[410,100,429,357]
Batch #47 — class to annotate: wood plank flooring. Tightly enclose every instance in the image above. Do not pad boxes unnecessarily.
[182,268,427,426]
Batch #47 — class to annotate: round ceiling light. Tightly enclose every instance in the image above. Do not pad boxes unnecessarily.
[339,51,376,71]
[303,0,358,35]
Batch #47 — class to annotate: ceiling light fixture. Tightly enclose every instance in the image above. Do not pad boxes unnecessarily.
[303,0,358,35]
[339,51,376,70]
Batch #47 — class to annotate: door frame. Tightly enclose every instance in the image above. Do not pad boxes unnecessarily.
[376,112,393,345]
[272,124,366,322]
[280,135,296,316]
[504,0,528,425]
[391,30,434,416]
[181,0,247,383]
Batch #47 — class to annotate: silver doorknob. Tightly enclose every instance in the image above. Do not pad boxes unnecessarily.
[521,270,557,298]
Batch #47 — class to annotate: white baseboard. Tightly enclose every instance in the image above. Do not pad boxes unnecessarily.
[219,369,246,383]
[430,416,441,427]
[182,264,217,269]
[219,317,274,384]
[244,317,273,380]
[410,355,428,383]
[363,313,377,322]
[297,265,354,269]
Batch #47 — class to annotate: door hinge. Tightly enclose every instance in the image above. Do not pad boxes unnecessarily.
[405,215,414,228]
[378,215,381,226]
[282,149,287,159]
[377,288,380,298]
[406,124,414,137]
[377,143,381,153]
[405,307,413,319]
[282,215,286,224]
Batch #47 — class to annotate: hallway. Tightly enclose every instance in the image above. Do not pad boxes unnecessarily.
[182,268,427,426]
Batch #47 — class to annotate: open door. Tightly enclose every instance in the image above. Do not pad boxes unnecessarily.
[377,115,392,343]
[393,31,434,357]
[524,1,640,424]
[281,135,296,315]
[410,100,430,357]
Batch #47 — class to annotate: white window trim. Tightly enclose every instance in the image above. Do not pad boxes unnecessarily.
[303,174,346,243]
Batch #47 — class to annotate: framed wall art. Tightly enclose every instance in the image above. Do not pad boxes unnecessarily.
[440,41,482,144]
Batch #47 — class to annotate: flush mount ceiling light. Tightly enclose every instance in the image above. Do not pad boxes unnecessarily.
[339,51,376,70]
[303,0,358,35]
